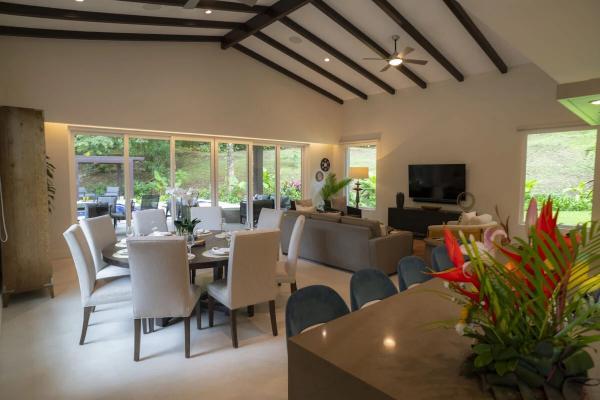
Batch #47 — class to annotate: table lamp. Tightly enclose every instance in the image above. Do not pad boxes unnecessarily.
[349,167,369,208]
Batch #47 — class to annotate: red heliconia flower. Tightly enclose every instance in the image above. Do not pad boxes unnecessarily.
[432,229,480,289]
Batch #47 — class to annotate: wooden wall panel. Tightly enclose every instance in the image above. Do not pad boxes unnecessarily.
[0,106,53,302]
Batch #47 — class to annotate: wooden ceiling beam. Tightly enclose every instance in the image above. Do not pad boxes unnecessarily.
[311,0,426,89]
[0,2,239,29]
[221,0,311,49]
[0,26,222,42]
[254,31,367,100]
[371,0,464,82]
[443,0,507,73]
[233,44,343,104]
[117,0,268,13]
[281,17,395,95]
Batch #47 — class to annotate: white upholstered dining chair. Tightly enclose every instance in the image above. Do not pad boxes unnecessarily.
[190,206,223,231]
[127,236,202,361]
[132,208,168,236]
[256,208,283,230]
[207,229,280,348]
[63,224,132,345]
[80,215,130,280]
[276,215,305,293]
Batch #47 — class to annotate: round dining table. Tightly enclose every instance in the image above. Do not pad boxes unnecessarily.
[102,231,231,327]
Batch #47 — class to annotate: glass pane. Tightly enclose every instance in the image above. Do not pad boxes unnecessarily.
[280,146,302,210]
[175,140,212,207]
[218,143,248,229]
[74,135,125,224]
[347,144,377,208]
[524,130,596,226]
[253,144,276,204]
[129,137,171,214]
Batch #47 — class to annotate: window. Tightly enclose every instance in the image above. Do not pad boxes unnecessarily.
[523,129,597,226]
[280,146,303,210]
[346,143,377,209]
[175,139,212,206]
[129,137,170,213]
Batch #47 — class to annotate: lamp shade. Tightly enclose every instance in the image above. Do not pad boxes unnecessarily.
[349,167,369,179]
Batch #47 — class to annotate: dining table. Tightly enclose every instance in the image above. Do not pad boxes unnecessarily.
[101,230,231,326]
[287,279,600,400]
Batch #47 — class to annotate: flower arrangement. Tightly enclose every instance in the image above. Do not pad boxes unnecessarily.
[434,198,600,399]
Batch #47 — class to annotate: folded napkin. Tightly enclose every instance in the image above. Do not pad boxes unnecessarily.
[149,231,173,237]
[211,247,230,256]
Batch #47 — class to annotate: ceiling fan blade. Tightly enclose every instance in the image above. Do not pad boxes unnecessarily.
[380,64,391,72]
[398,46,414,58]
[183,0,200,9]
[402,59,428,65]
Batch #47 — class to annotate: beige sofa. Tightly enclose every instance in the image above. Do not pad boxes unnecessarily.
[280,211,413,275]
[427,213,498,241]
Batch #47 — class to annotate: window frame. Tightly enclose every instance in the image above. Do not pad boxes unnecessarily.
[344,140,378,210]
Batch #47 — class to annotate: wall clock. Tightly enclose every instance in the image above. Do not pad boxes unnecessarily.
[320,158,330,172]
[315,171,324,182]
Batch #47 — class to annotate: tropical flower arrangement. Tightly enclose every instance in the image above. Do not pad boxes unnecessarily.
[434,198,600,399]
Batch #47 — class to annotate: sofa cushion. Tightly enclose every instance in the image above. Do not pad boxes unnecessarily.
[296,204,316,213]
[459,211,477,225]
[295,199,313,207]
[340,216,381,238]
[470,213,493,225]
[311,212,342,223]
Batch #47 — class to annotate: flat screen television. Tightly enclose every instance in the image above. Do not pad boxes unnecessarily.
[409,164,466,204]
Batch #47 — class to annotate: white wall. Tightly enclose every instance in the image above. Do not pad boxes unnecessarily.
[342,64,583,235]
[0,37,343,144]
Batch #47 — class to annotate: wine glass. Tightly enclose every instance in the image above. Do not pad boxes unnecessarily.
[126,225,134,239]
[221,217,226,232]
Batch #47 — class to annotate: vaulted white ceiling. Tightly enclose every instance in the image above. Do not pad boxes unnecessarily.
[0,0,531,102]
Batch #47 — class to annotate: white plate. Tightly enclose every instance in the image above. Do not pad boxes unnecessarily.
[149,231,173,237]
[187,253,196,261]
[211,247,230,256]
[113,252,128,259]
[116,249,128,255]
[115,242,127,248]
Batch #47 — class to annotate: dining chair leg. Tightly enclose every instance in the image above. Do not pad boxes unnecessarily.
[149,318,154,333]
[90,305,96,313]
[134,318,141,362]
[290,282,298,293]
[208,296,215,327]
[268,300,278,337]
[184,316,191,358]
[230,309,238,348]
[79,306,93,345]
[247,305,254,317]
[196,299,202,330]
[191,271,196,285]
[142,318,148,334]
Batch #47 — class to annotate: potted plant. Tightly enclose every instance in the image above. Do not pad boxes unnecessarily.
[320,173,351,211]
[434,198,600,399]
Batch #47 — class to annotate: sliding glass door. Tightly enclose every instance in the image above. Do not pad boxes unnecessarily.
[280,146,303,210]
[217,142,249,228]
[74,134,125,222]
[175,139,213,207]
[129,137,171,215]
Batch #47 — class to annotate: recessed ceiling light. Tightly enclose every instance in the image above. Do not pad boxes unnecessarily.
[75,0,84,2]
[289,36,302,44]
[205,9,212,14]
[590,99,600,105]
[324,58,330,62]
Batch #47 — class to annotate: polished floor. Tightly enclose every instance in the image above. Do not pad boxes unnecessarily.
[0,256,367,400]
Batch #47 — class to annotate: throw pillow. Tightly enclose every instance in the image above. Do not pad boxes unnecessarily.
[471,214,493,225]
[311,212,342,223]
[459,211,477,225]
[296,205,316,213]
[340,216,381,238]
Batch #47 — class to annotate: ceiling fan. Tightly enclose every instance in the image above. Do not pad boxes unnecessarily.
[363,35,428,72]
[182,0,258,8]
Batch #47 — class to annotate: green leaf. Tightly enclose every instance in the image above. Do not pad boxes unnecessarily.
[535,341,555,358]
[474,352,493,368]
[562,350,594,376]
[473,343,492,356]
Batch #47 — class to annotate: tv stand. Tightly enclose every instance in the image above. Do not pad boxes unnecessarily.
[388,207,461,238]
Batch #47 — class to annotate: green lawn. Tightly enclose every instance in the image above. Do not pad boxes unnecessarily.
[556,211,592,227]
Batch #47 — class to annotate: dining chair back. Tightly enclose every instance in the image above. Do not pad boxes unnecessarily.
[350,269,398,311]
[276,215,305,291]
[256,208,283,230]
[132,208,168,236]
[397,256,432,291]
[140,194,160,210]
[127,236,202,360]
[227,229,280,310]
[63,224,96,305]
[285,285,349,337]
[80,215,116,274]
[190,206,223,231]
[431,245,453,272]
